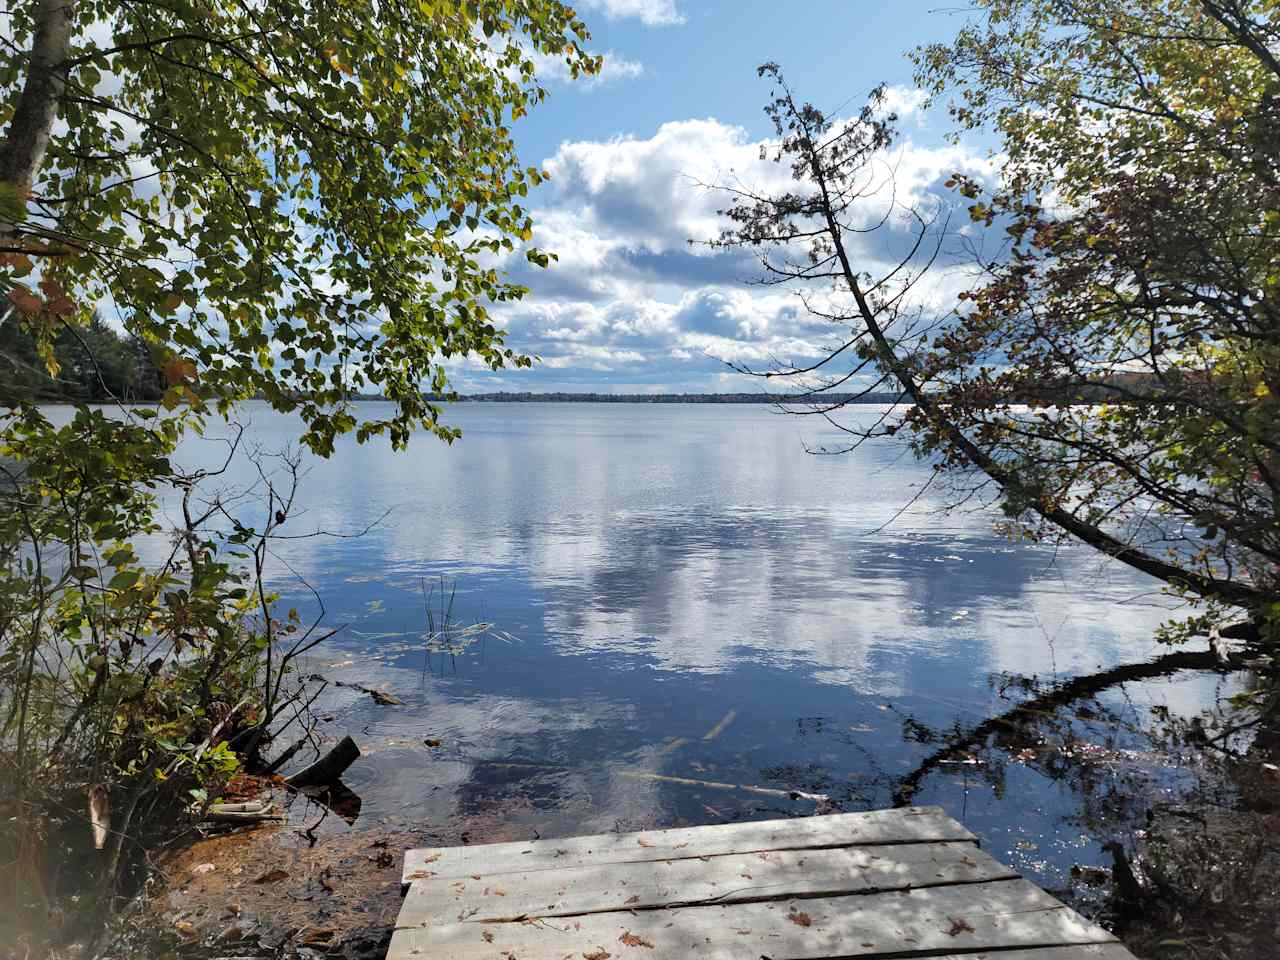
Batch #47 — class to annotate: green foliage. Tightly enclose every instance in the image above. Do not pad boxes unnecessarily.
[1,0,599,449]
[907,0,1279,630]
[0,407,253,778]
[0,0,600,944]
[0,405,256,821]
[713,5,1276,640]
[0,405,329,947]
[0,3,599,933]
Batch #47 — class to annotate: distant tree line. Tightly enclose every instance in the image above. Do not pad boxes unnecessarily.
[431,391,911,404]
[372,383,1154,404]
[0,312,165,404]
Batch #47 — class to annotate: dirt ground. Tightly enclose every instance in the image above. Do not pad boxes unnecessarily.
[148,781,537,959]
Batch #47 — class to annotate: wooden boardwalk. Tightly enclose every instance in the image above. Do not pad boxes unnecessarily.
[390,806,1134,960]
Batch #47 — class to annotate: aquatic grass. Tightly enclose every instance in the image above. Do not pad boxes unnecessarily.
[419,576,518,677]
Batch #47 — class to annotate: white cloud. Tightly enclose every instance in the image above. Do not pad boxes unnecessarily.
[579,0,685,26]
[529,47,645,86]
[542,118,793,252]
[880,85,929,121]
[458,116,999,393]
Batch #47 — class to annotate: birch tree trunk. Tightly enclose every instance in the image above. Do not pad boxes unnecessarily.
[0,0,74,236]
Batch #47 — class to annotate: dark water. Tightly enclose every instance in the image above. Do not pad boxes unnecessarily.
[136,402,1235,895]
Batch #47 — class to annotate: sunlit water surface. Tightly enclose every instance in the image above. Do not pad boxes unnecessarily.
[55,401,1236,897]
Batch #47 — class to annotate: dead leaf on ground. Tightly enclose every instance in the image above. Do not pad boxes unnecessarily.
[407,870,435,880]
[787,909,812,927]
[619,931,654,948]
[636,838,653,848]
[370,689,402,706]
[584,950,612,960]
[424,738,442,747]
[945,916,976,936]
[482,930,495,943]
[624,894,640,905]
[173,919,197,939]
[421,852,442,863]
[252,868,289,884]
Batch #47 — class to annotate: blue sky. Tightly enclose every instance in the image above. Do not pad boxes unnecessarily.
[450,0,993,394]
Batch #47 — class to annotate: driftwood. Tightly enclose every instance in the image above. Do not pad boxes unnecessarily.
[200,799,284,824]
[209,800,271,813]
[89,784,110,850]
[284,735,361,789]
[201,809,285,824]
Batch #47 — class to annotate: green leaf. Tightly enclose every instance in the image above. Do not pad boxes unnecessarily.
[107,570,142,591]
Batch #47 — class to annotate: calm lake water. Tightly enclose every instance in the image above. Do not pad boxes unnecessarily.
[90,401,1238,897]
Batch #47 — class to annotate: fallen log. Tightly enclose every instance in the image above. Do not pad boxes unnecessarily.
[284,735,361,789]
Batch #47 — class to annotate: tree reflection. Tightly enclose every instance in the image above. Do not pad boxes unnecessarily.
[890,651,1280,957]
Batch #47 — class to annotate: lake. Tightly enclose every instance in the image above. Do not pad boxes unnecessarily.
[124,401,1233,897]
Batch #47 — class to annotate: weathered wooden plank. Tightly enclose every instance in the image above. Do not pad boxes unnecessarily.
[927,948,1136,960]
[398,841,1016,927]
[387,877,1119,960]
[402,806,973,887]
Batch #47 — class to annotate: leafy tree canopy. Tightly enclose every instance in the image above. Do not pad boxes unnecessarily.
[714,1,1279,642]
[1,0,599,450]
[912,0,1279,636]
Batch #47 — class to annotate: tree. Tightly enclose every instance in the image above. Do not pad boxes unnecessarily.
[0,0,600,934]
[0,310,164,403]
[712,1,1279,644]
[1,0,599,448]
